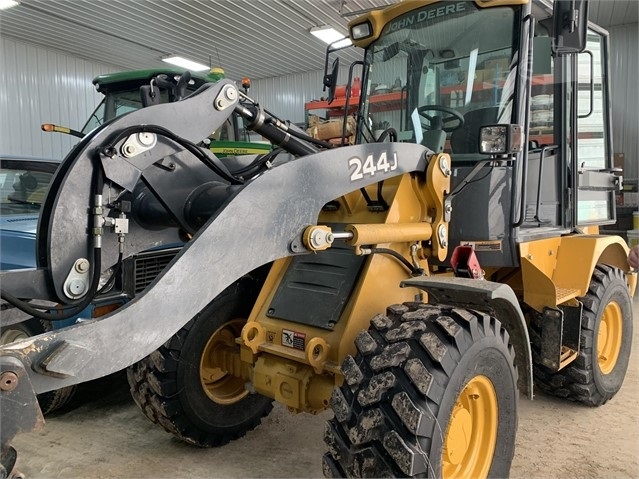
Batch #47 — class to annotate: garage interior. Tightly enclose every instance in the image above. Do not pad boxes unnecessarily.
[0,0,638,478]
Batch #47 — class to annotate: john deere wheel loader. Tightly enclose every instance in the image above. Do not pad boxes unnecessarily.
[0,1,635,478]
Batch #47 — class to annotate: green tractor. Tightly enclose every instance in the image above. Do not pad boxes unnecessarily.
[44,67,271,157]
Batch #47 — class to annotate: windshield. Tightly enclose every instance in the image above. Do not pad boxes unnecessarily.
[81,89,171,135]
[0,161,57,216]
[81,87,241,143]
[361,3,519,158]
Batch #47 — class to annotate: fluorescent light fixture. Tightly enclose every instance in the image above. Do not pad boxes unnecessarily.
[0,0,19,10]
[310,25,352,48]
[162,55,209,72]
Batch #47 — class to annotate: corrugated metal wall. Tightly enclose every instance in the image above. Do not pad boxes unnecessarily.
[251,68,357,126]
[0,36,125,160]
[608,23,638,180]
[3,28,636,181]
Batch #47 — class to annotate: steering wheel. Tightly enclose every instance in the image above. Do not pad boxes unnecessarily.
[417,105,464,132]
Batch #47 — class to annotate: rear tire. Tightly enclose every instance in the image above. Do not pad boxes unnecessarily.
[323,303,518,478]
[127,278,273,447]
[533,265,632,406]
[0,318,76,415]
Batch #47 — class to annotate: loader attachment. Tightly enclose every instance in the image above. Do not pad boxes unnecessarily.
[0,76,432,470]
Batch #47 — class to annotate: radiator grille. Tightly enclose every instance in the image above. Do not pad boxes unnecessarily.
[133,249,180,294]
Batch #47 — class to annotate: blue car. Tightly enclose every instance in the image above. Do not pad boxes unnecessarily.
[0,156,58,270]
[0,156,81,413]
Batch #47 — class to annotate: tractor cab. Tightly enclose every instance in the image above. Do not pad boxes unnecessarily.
[45,67,271,158]
[333,0,619,268]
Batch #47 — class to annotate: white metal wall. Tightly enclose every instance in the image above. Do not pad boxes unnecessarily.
[250,68,357,126]
[608,23,638,180]
[4,28,636,180]
[0,36,125,160]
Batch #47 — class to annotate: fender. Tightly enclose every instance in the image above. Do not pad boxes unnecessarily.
[401,276,533,399]
[520,234,635,311]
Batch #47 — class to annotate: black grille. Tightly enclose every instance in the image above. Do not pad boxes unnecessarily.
[132,248,180,294]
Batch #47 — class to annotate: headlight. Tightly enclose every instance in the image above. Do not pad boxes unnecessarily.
[479,124,523,155]
[350,21,372,40]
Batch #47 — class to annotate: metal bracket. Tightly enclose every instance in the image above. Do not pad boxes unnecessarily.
[62,258,91,299]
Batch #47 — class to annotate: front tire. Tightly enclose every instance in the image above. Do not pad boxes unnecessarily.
[533,265,633,406]
[127,278,273,447]
[0,318,76,415]
[323,303,518,478]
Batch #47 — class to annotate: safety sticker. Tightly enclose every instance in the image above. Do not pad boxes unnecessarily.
[282,329,306,351]
[460,240,502,252]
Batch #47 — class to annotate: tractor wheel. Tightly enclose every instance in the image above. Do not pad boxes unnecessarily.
[127,279,273,447]
[532,265,632,406]
[0,318,76,415]
[323,303,518,478]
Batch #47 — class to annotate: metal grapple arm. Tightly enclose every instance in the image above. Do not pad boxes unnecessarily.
[0,76,432,476]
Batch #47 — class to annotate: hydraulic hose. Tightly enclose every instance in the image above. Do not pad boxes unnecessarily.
[0,164,106,321]
[1,248,102,321]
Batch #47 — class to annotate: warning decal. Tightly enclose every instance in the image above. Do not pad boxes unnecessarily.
[460,240,502,252]
[282,329,306,351]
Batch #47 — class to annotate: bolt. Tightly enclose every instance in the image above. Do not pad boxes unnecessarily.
[225,86,238,101]
[137,132,155,146]
[75,259,90,274]
[68,279,86,295]
[0,371,18,391]
[122,144,136,156]
[215,99,224,109]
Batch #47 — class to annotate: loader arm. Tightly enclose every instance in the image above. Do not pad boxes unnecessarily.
[0,77,432,469]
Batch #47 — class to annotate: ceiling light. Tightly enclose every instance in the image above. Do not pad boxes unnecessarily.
[162,55,209,72]
[310,26,351,47]
[0,0,19,10]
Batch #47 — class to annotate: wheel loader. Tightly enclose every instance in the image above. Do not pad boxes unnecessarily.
[0,0,635,478]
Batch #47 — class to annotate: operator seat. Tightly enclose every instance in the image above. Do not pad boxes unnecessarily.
[450,107,499,154]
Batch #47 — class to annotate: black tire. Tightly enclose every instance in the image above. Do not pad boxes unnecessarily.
[0,318,77,415]
[532,265,633,406]
[324,303,518,478]
[127,279,274,447]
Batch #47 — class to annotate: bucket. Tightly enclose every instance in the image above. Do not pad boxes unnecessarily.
[633,211,639,230]
[629,229,639,248]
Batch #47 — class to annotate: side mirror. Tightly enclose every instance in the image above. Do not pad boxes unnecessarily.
[323,57,339,104]
[552,0,589,55]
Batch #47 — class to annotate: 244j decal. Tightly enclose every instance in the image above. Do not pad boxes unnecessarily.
[349,151,398,182]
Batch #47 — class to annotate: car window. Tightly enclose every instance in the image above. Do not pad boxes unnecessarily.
[0,162,57,216]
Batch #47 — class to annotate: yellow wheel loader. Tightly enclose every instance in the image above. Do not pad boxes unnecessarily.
[0,1,635,478]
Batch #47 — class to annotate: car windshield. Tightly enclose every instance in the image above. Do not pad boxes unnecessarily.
[0,162,57,215]
[361,3,519,157]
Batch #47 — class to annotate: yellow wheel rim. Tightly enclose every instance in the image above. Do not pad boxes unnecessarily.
[199,318,248,405]
[442,375,498,479]
[597,301,623,375]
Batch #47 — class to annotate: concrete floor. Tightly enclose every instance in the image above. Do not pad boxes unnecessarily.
[10,295,639,479]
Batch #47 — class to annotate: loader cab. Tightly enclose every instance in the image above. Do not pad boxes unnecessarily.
[347,0,616,268]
